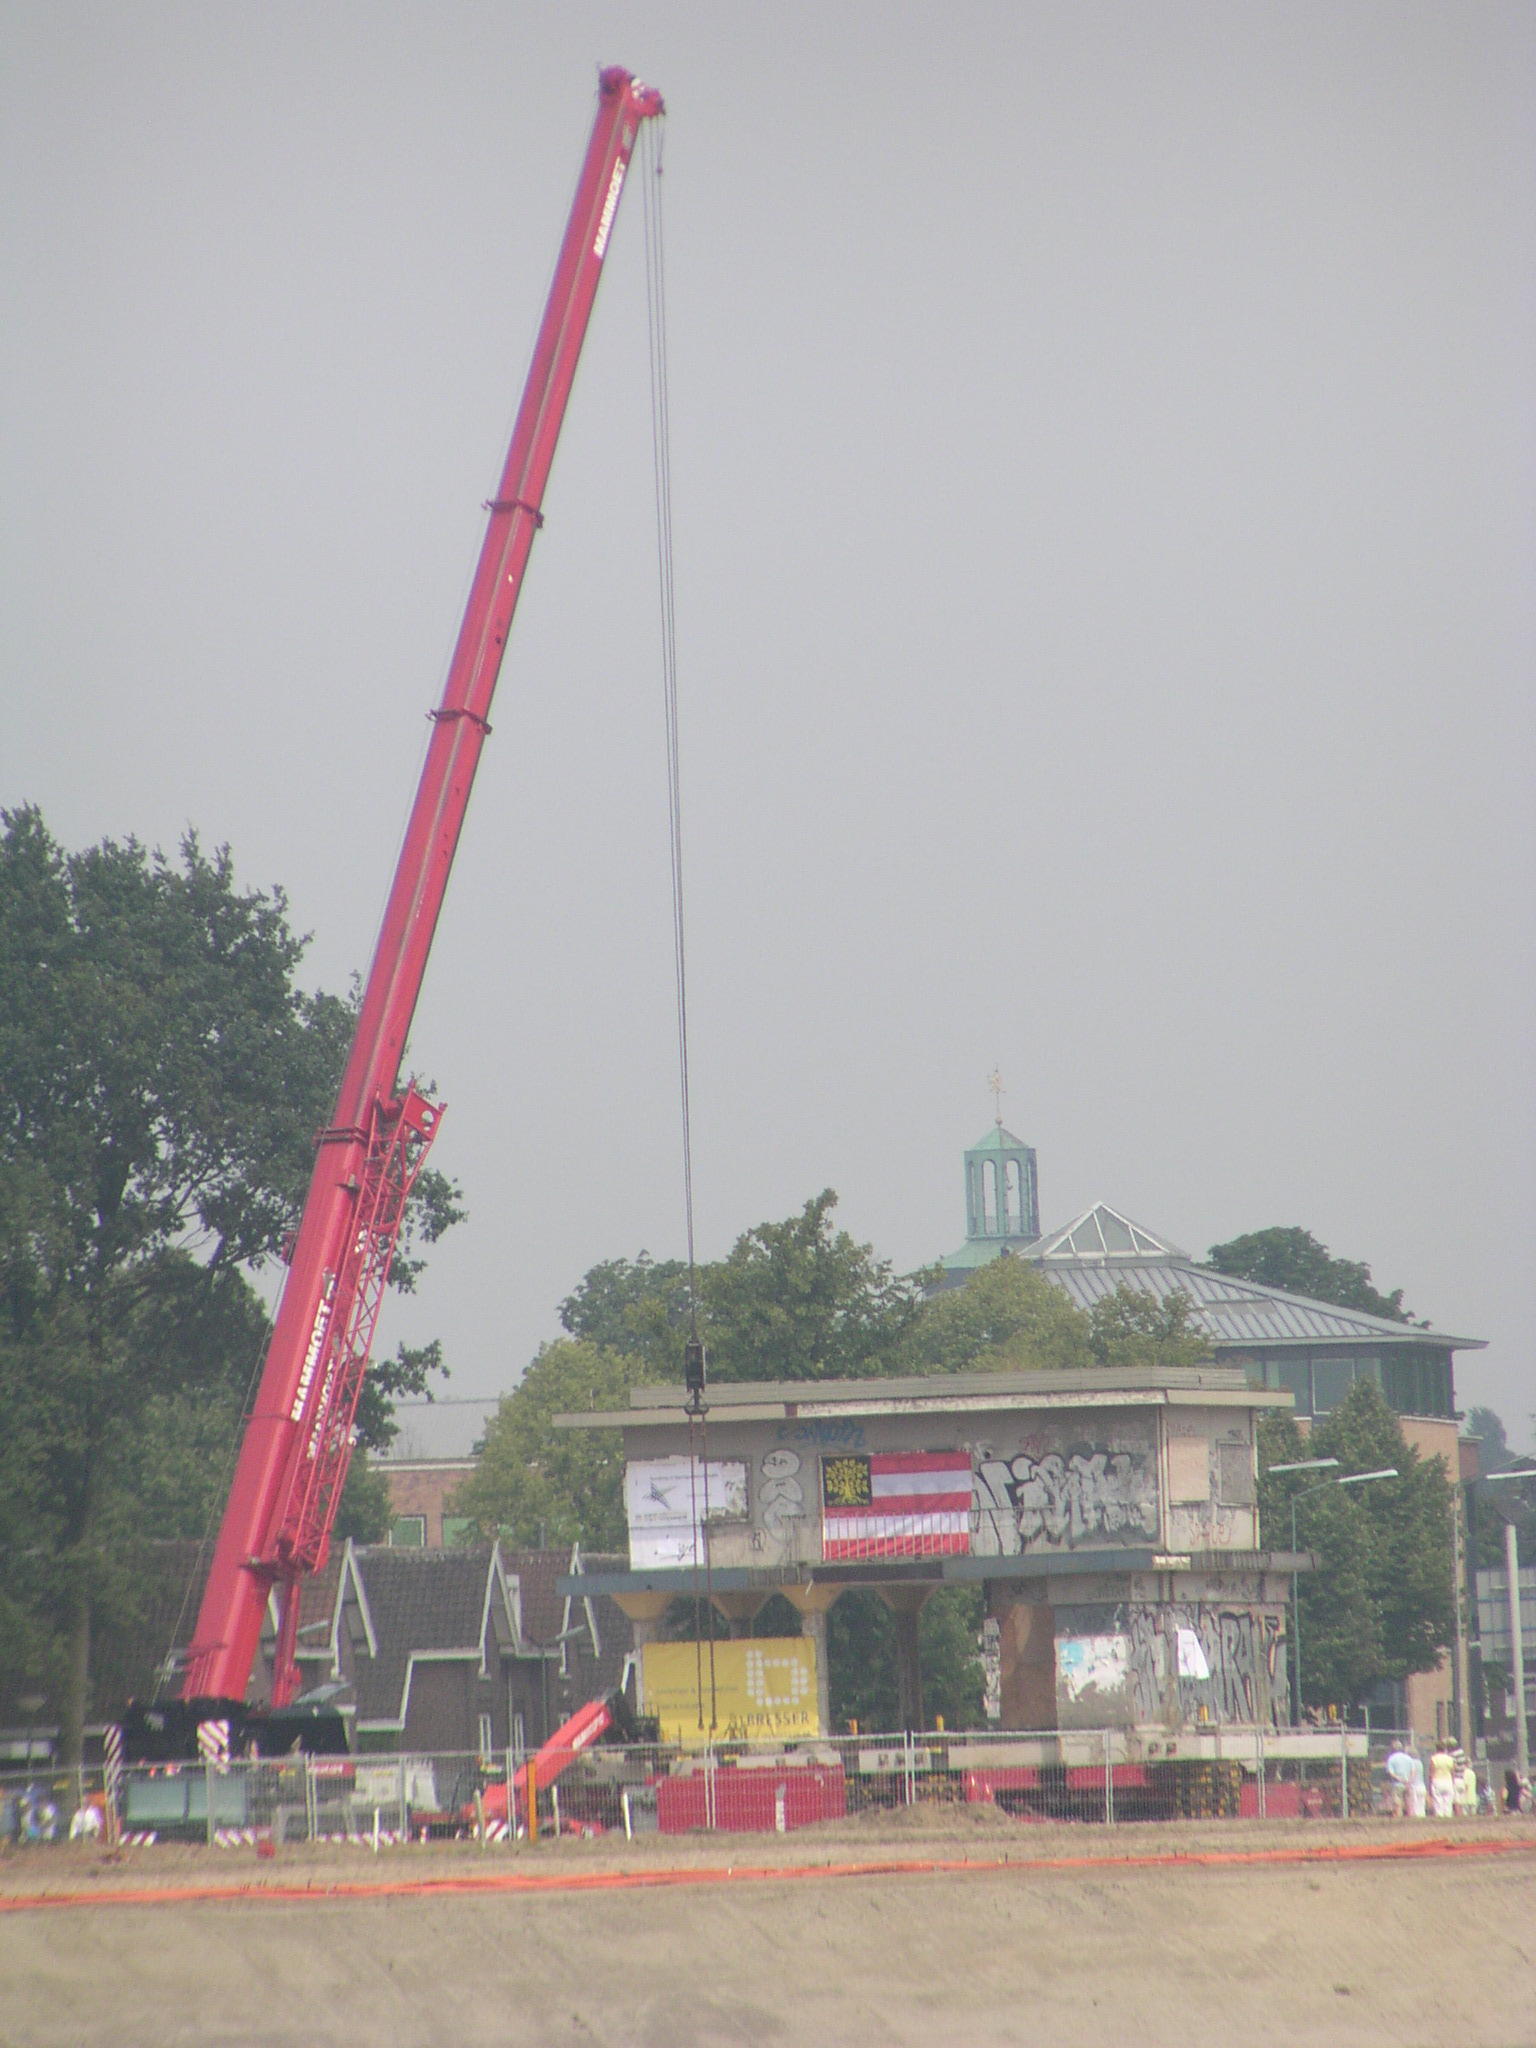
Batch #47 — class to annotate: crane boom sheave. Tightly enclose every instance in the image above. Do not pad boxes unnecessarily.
[179,67,664,1712]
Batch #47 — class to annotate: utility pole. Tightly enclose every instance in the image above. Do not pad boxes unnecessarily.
[1506,1519,1529,1780]
[1480,1469,1535,1779]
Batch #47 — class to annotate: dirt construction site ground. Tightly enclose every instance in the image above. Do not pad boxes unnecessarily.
[3,1811,1534,2048]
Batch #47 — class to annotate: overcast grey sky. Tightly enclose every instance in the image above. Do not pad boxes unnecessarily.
[6,3,1533,1453]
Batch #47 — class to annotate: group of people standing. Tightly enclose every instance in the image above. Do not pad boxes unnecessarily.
[1384,1741,1483,1817]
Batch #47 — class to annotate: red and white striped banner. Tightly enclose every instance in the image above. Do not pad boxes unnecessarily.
[821,1450,972,1560]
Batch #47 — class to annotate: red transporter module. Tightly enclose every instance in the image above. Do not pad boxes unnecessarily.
[168,70,664,1742]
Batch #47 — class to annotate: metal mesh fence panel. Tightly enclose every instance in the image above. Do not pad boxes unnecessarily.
[10,1723,1435,1849]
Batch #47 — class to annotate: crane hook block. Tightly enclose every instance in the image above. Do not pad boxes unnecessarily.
[684,1337,708,1410]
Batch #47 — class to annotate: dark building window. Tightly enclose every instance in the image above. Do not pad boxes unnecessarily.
[1244,1347,1450,1420]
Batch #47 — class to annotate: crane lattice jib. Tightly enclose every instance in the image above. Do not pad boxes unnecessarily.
[180,68,664,1708]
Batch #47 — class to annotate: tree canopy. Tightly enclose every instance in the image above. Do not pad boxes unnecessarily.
[0,807,457,1755]
[1204,1226,1412,1322]
[1258,1380,1453,1710]
[900,1255,1091,1375]
[452,1338,660,1552]
[1085,1284,1211,1370]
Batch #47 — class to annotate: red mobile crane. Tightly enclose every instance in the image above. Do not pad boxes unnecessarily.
[160,68,663,1742]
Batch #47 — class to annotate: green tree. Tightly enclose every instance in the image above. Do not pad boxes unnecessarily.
[901,1254,1090,1375]
[1086,1284,1211,1369]
[452,1338,670,1551]
[558,1252,692,1360]
[700,1190,931,1384]
[826,1587,985,1732]
[0,808,458,1758]
[462,1192,933,1553]
[1204,1227,1412,1322]
[1258,1382,1453,1711]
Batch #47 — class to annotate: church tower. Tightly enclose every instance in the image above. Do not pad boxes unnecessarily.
[963,1124,1040,1246]
[937,1113,1041,1282]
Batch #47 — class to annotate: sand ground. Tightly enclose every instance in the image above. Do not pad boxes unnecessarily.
[3,1812,1534,2048]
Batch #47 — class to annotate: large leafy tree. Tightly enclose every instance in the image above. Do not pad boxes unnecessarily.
[1258,1381,1453,1711]
[902,1255,1090,1375]
[558,1251,692,1366]
[701,1190,930,1384]
[827,1586,986,1732]
[0,808,456,1758]
[459,1194,931,1549]
[1086,1284,1211,1369]
[1205,1226,1412,1322]
[1463,1406,1536,1572]
[452,1338,665,1551]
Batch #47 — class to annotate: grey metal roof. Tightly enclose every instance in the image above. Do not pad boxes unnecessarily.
[1020,1212,1483,1349]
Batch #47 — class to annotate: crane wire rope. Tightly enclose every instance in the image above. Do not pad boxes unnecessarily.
[641,117,717,1737]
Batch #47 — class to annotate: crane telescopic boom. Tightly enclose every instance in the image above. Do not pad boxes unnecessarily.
[179,67,664,1713]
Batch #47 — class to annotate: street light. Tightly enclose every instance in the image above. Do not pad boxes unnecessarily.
[1267,1461,1399,1723]
[1481,1468,1536,1779]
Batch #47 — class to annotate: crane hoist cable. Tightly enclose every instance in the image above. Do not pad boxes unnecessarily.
[641,116,718,1737]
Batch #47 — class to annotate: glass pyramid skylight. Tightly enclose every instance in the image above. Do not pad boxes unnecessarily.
[1033,1203,1182,1260]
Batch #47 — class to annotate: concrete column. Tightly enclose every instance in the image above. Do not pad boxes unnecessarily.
[988,1587,1056,1730]
[611,1590,673,1653]
[780,1584,843,1737]
[709,1591,769,1637]
[877,1586,934,1733]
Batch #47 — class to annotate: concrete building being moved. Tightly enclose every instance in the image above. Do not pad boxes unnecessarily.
[559,1365,1302,1739]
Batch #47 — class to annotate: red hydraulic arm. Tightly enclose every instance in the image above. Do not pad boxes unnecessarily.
[181,67,665,1710]
[476,1693,623,1829]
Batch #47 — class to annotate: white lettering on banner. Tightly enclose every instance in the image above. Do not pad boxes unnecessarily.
[592,160,627,257]
[290,1277,335,1422]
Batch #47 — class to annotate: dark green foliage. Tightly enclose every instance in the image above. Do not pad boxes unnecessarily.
[1463,1406,1536,1570]
[558,1252,692,1362]
[1086,1284,1210,1369]
[902,1255,1089,1374]
[700,1191,930,1384]
[1258,1381,1454,1710]
[1204,1226,1412,1322]
[332,1452,394,1545]
[0,808,457,1752]
[827,1587,985,1732]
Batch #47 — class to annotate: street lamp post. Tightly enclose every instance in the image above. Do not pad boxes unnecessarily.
[1481,1469,1536,1781]
[1266,1460,1398,1724]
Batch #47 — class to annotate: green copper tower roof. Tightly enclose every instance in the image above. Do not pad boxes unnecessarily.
[938,1123,1040,1273]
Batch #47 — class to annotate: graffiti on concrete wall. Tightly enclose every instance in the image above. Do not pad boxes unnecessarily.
[971,1442,1158,1555]
[757,1447,807,1543]
[1119,1604,1283,1726]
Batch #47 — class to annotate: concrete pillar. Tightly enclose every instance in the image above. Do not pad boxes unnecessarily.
[610,1590,673,1653]
[877,1585,934,1733]
[780,1584,843,1737]
[709,1590,770,1637]
[988,1588,1056,1730]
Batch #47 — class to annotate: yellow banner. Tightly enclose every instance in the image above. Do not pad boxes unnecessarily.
[640,1637,820,1747]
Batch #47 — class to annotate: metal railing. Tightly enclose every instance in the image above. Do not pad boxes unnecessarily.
[0,1729,1505,1848]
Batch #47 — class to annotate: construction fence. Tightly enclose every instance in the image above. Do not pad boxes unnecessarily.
[2,1727,1503,1848]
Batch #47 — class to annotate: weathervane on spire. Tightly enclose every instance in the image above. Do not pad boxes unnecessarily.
[987,1067,1005,1127]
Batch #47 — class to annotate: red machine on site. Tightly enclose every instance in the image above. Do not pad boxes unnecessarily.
[131,68,664,1759]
